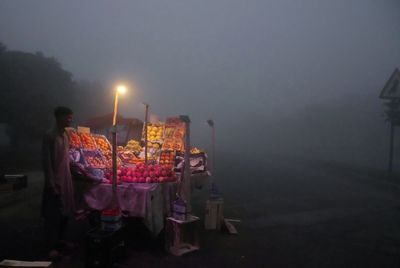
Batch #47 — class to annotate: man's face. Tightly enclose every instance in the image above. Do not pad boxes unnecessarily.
[58,114,73,128]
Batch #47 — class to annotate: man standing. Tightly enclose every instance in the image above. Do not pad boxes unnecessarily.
[41,106,75,260]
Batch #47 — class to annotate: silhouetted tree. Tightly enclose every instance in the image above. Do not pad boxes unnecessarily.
[0,45,75,146]
[0,43,6,54]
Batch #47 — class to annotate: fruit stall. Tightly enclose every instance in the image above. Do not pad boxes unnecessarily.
[67,116,210,235]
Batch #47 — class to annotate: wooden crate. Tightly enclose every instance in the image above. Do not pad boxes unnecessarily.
[165,215,200,256]
[204,198,223,230]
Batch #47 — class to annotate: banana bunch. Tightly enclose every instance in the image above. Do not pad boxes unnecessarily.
[125,139,142,153]
[190,147,203,154]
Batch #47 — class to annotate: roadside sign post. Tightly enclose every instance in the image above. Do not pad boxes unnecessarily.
[380,68,400,177]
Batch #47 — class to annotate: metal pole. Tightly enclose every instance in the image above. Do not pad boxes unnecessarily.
[184,120,191,211]
[211,124,215,175]
[144,103,149,166]
[206,119,215,176]
[389,120,395,176]
[180,115,191,211]
[112,93,119,126]
[112,129,117,196]
[111,92,119,207]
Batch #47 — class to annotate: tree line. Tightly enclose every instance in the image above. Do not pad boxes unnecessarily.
[0,42,110,148]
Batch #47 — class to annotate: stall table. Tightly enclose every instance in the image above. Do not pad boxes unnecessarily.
[84,182,177,236]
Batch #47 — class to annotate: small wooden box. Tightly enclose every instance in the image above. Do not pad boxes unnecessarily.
[204,198,223,230]
[165,215,200,256]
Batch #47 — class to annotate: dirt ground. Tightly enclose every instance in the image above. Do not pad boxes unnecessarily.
[2,155,400,267]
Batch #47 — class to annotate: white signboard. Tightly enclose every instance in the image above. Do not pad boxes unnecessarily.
[380,68,400,99]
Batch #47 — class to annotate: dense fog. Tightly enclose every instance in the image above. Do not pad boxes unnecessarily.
[1,0,400,170]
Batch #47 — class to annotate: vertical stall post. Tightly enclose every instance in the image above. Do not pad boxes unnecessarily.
[142,102,149,166]
[205,119,224,230]
[111,85,126,203]
[179,115,192,212]
[206,119,215,177]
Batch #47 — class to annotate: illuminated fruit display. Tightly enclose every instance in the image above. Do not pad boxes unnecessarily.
[119,150,144,165]
[159,151,176,166]
[102,150,123,168]
[143,124,164,141]
[162,140,183,151]
[82,150,106,169]
[67,130,82,149]
[125,139,142,153]
[190,147,203,154]
[146,141,161,150]
[93,135,111,153]
[105,163,176,183]
[79,133,97,150]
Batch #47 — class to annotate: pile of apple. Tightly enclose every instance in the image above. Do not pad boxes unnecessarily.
[159,151,175,166]
[104,163,176,183]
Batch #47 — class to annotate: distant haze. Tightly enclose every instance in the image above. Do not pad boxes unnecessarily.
[1,0,400,167]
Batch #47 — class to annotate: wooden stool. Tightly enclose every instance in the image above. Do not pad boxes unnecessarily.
[165,215,200,256]
[204,198,223,230]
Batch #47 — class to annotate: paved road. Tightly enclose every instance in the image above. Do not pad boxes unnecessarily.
[216,154,400,267]
[1,154,400,267]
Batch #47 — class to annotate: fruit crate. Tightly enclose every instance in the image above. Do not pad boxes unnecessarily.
[158,150,176,166]
[82,149,107,169]
[92,134,112,153]
[66,128,82,149]
[79,132,98,151]
[141,123,165,143]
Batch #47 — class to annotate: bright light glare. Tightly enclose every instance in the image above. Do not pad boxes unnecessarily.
[117,85,127,94]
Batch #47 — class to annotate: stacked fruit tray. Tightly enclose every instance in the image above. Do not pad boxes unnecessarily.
[66,129,82,149]
[82,149,107,169]
[142,123,165,142]
[104,163,176,184]
[79,132,97,151]
[162,118,185,151]
[92,134,122,168]
[119,150,144,165]
[125,139,142,154]
[159,150,176,166]
[93,134,112,153]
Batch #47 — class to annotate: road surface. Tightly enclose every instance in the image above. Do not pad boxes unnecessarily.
[1,154,400,267]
